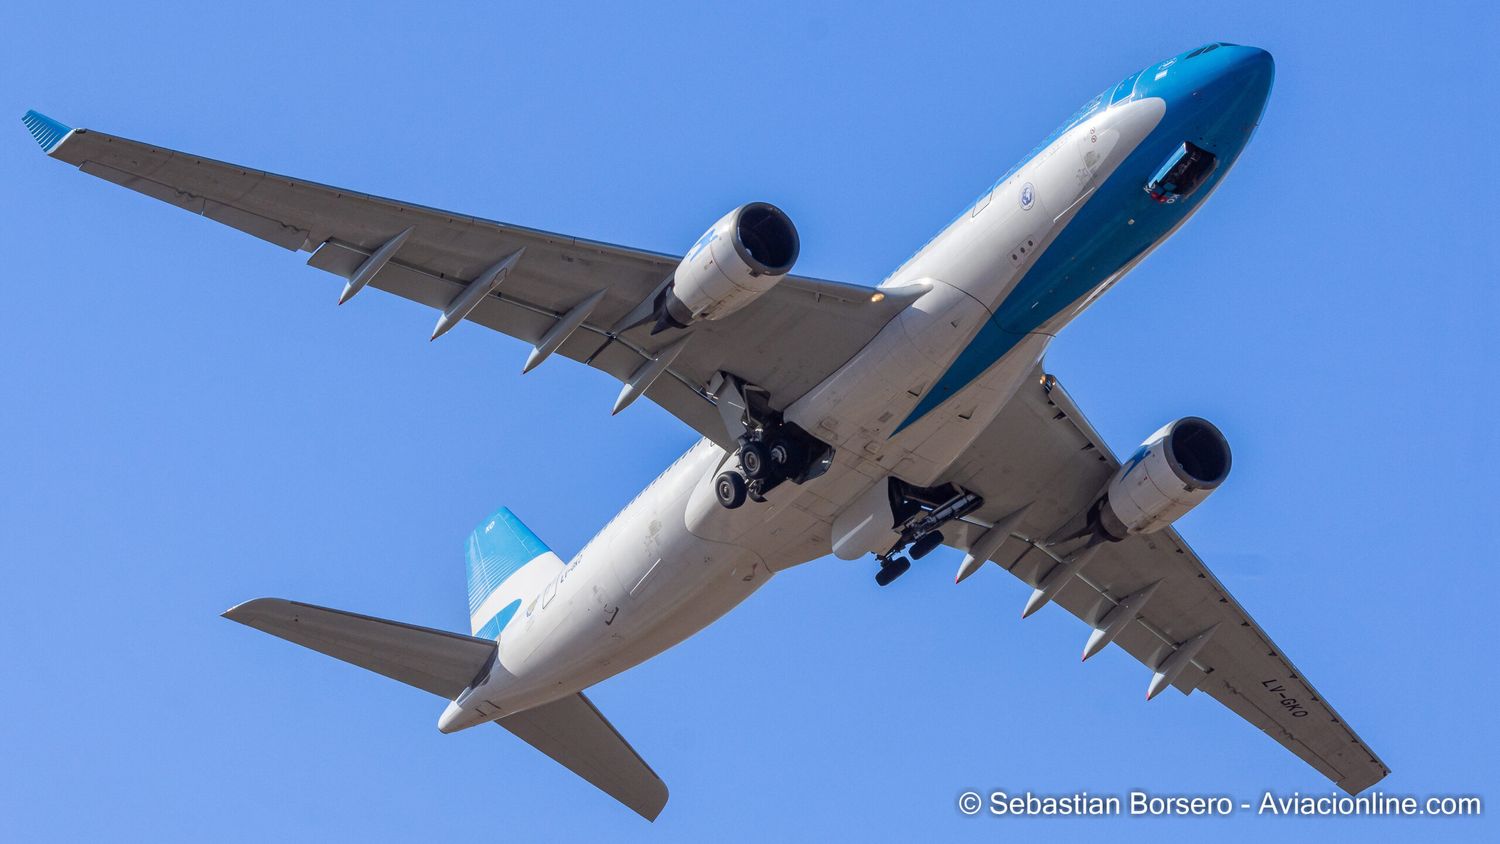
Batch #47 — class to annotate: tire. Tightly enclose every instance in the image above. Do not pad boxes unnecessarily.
[740,441,771,480]
[875,557,911,586]
[909,530,944,560]
[715,471,748,509]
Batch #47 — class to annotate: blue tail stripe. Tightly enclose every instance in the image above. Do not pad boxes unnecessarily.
[474,599,523,640]
[465,507,550,616]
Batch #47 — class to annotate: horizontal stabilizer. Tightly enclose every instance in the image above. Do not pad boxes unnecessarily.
[499,693,669,821]
[223,598,495,699]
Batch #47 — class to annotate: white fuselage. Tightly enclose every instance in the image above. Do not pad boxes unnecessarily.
[444,97,1175,728]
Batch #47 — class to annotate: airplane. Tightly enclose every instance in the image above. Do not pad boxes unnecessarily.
[22,41,1387,820]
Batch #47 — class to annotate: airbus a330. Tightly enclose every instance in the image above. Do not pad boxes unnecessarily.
[24,42,1386,819]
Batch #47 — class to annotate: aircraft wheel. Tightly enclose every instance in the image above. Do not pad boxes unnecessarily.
[910,531,944,560]
[875,557,911,586]
[715,471,748,509]
[740,441,771,480]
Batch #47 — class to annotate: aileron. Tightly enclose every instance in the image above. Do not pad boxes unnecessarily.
[36,117,912,445]
[31,47,1388,814]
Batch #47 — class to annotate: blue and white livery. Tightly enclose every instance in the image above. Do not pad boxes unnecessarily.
[25,43,1388,820]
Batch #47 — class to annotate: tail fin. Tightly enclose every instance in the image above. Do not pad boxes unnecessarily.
[466,507,565,639]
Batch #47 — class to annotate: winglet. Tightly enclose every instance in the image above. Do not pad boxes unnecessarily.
[21,110,73,154]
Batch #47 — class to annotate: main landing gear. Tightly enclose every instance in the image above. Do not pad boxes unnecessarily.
[715,427,829,509]
[875,555,911,587]
[711,373,833,511]
[871,480,983,586]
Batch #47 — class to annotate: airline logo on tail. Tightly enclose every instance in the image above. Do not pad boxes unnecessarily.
[466,508,564,640]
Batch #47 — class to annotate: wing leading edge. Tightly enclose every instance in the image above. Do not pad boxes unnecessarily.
[30,109,1385,793]
[24,109,914,445]
[940,369,1389,794]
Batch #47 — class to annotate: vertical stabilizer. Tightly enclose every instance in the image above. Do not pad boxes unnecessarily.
[466,508,565,639]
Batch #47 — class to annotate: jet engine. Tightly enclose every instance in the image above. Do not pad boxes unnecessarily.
[1095,417,1231,540]
[651,203,799,332]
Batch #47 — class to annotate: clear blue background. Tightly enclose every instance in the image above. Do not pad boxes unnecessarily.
[2,2,1494,840]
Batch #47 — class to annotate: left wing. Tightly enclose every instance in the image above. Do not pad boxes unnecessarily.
[939,368,1389,794]
[22,110,915,445]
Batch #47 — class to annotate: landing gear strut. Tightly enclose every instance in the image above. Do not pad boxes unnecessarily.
[710,372,834,510]
[871,479,983,585]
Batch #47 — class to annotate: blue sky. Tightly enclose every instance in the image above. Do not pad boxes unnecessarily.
[2,1,1495,840]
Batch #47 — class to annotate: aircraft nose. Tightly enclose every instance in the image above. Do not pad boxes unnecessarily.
[1214,45,1275,102]
[1227,46,1274,85]
[1133,43,1275,111]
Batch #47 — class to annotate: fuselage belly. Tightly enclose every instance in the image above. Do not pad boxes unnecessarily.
[459,45,1275,722]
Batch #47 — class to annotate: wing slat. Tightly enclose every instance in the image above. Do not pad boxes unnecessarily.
[40,120,911,444]
[945,367,1389,793]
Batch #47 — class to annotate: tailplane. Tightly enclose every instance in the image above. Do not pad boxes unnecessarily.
[223,598,495,698]
[498,693,668,820]
[223,512,669,821]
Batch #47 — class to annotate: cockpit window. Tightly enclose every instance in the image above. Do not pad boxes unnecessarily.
[1184,43,1222,59]
[1144,142,1218,203]
[1110,70,1142,106]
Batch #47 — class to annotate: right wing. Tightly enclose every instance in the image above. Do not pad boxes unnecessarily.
[939,369,1389,794]
[25,110,913,446]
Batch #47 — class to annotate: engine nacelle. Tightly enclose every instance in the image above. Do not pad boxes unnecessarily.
[1096,417,1231,540]
[653,203,799,332]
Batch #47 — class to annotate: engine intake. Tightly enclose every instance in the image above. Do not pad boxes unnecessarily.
[1096,417,1231,540]
[653,203,799,332]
